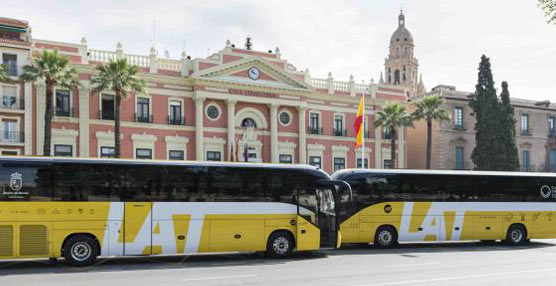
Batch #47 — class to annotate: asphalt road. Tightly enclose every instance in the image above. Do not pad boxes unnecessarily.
[2,240,556,286]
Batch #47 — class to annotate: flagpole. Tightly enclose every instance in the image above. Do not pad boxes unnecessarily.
[361,91,365,169]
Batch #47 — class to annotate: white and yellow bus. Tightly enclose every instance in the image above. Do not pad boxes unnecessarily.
[332,169,556,248]
[0,157,343,266]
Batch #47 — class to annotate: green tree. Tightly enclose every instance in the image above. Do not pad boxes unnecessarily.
[469,55,499,170]
[498,81,520,171]
[375,102,414,169]
[538,0,556,24]
[21,50,79,156]
[91,58,146,158]
[412,96,450,169]
[0,64,9,82]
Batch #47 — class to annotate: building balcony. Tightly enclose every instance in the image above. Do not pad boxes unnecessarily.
[168,116,185,125]
[135,113,153,123]
[99,110,114,120]
[0,131,24,143]
[333,128,347,137]
[453,124,466,131]
[520,128,533,136]
[308,126,323,135]
[55,107,77,117]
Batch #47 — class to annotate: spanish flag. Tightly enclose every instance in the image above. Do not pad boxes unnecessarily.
[354,96,364,148]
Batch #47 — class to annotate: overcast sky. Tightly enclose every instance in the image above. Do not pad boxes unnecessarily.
[3,0,555,101]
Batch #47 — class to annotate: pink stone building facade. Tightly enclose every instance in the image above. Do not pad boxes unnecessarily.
[0,15,414,174]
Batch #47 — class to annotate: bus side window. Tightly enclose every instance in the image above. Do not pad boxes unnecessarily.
[115,165,158,202]
[53,163,119,202]
[0,162,52,201]
[155,166,197,202]
[474,176,503,202]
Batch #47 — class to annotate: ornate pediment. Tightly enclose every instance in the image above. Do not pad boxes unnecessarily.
[192,56,312,90]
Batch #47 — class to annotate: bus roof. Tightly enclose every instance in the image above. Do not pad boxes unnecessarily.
[332,168,556,179]
[0,156,330,177]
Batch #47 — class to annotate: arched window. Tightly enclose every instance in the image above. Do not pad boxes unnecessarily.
[241,118,257,128]
[394,70,400,85]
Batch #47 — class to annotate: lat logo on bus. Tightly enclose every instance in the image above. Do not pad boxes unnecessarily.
[540,185,555,199]
[9,172,22,191]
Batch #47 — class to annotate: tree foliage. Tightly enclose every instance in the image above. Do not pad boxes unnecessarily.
[91,58,146,158]
[375,103,414,169]
[538,0,556,24]
[498,82,520,171]
[469,55,520,171]
[412,96,450,169]
[0,64,9,82]
[21,49,79,156]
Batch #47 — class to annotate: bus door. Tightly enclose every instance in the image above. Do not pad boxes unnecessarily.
[297,188,337,249]
[123,202,152,255]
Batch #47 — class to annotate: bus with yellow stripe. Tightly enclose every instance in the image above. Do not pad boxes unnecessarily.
[332,169,556,248]
[0,156,344,266]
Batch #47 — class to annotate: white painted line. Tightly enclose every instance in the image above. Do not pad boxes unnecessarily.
[353,267,556,286]
[387,262,440,268]
[181,274,257,282]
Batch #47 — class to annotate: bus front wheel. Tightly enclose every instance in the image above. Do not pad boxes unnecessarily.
[374,226,398,248]
[63,234,99,267]
[266,231,294,258]
[505,224,527,245]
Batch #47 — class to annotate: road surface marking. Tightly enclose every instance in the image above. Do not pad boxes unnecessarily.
[353,267,556,286]
[182,274,256,282]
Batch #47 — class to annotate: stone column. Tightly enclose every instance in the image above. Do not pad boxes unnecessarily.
[297,105,307,164]
[374,125,382,168]
[269,103,279,163]
[194,94,206,161]
[78,82,90,157]
[36,83,46,155]
[227,98,237,161]
[24,82,32,155]
[398,127,405,168]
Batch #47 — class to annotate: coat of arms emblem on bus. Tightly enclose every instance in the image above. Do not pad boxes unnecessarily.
[10,172,22,191]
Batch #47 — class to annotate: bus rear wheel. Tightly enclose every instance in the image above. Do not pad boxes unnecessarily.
[374,226,397,248]
[505,224,527,245]
[266,231,294,258]
[63,234,99,267]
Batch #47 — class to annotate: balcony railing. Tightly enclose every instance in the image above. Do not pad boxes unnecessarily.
[0,131,24,143]
[99,110,115,120]
[55,107,77,117]
[1,97,24,110]
[333,128,348,137]
[168,116,185,125]
[520,128,533,136]
[135,113,153,123]
[453,124,466,130]
[308,126,323,135]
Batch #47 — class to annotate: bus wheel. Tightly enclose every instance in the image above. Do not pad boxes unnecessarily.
[505,224,527,245]
[374,226,397,248]
[63,235,99,267]
[266,231,294,258]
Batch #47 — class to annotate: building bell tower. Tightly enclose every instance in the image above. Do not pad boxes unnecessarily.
[383,10,424,98]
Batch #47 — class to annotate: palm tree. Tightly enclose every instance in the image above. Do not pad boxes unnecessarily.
[412,96,450,169]
[21,50,79,156]
[91,58,146,158]
[375,102,414,169]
